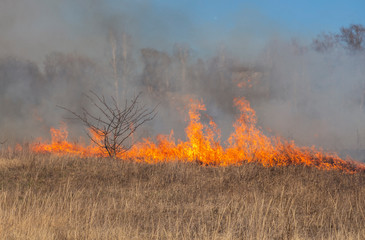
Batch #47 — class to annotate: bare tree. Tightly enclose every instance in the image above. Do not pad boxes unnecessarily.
[110,31,119,105]
[141,48,171,94]
[312,24,365,53]
[337,24,365,52]
[109,30,134,105]
[173,44,190,92]
[61,92,157,158]
[312,32,337,52]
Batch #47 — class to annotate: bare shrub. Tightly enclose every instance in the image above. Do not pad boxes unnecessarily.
[61,92,157,157]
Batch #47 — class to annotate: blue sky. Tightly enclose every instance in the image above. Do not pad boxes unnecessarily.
[2,0,365,61]
[148,0,365,34]
[97,0,365,57]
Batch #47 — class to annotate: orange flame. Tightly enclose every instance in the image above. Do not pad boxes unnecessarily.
[30,98,365,173]
[31,123,105,157]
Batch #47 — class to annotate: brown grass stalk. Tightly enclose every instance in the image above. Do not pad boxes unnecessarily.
[0,151,364,239]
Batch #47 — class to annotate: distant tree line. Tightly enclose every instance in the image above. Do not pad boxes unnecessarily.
[1,23,365,143]
[312,24,365,53]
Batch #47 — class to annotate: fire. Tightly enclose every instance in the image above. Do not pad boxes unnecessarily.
[31,123,105,157]
[126,99,225,164]
[30,98,365,173]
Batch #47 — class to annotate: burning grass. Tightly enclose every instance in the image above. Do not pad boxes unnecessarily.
[0,151,364,239]
[30,97,365,173]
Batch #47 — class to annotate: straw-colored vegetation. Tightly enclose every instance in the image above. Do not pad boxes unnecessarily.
[0,151,364,240]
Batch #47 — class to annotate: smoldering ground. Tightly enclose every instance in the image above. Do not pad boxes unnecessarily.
[1,0,365,161]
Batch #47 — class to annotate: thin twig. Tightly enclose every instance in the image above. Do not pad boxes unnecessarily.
[58,92,157,157]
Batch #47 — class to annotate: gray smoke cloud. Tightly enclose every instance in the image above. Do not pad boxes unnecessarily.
[255,41,365,154]
[1,0,365,161]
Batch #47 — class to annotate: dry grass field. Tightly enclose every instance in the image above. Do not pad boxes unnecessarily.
[0,151,364,239]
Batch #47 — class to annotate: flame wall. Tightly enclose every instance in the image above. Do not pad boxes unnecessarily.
[0,1,365,162]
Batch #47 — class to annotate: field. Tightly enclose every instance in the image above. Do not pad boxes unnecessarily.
[0,151,364,240]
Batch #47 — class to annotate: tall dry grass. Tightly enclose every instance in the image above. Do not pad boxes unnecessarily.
[0,150,364,239]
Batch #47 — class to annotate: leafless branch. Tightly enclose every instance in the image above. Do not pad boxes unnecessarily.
[59,92,157,158]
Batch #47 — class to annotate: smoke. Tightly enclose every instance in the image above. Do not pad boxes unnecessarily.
[1,1,365,160]
[255,42,365,153]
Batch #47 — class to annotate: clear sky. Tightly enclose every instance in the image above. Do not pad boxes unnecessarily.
[144,0,365,34]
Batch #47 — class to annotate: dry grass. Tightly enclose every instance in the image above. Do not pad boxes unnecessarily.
[0,151,364,240]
